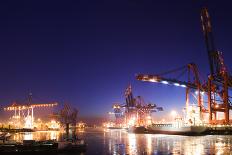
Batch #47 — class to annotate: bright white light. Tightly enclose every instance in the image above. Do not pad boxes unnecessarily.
[195,91,199,95]
[180,84,186,88]
[171,110,177,117]
[50,120,60,129]
[174,83,180,86]
[161,81,168,84]
[24,116,33,129]
[128,117,136,126]
[146,116,151,120]
[150,78,157,82]
[200,91,205,95]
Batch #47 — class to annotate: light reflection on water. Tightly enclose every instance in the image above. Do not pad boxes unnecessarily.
[11,131,62,142]
[10,129,232,155]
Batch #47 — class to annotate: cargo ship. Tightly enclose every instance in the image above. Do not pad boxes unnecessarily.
[146,124,207,135]
[128,126,148,134]
[129,124,207,135]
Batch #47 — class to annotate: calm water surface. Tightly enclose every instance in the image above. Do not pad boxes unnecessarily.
[10,128,232,155]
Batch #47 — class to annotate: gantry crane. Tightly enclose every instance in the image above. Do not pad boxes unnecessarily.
[111,104,124,125]
[136,63,206,121]
[111,85,163,127]
[4,93,58,129]
[201,8,232,124]
[136,8,232,125]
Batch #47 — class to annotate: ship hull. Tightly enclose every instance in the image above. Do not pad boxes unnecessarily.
[147,125,207,135]
[128,126,149,134]
[107,127,124,130]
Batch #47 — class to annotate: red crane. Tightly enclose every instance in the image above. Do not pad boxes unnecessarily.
[136,8,232,125]
[111,85,163,127]
[201,8,232,124]
[136,63,206,117]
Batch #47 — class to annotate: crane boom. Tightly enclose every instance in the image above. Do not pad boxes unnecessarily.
[136,74,195,89]
[136,63,204,91]
[201,8,217,75]
[201,8,227,78]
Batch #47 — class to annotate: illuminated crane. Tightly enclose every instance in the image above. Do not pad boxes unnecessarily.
[110,104,124,125]
[201,8,232,124]
[110,85,163,127]
[136,8,232,125]
[4,93,58,129]
[136,63,207,124]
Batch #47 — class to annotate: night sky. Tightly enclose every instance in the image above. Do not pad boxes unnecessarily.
[1,1,232,122]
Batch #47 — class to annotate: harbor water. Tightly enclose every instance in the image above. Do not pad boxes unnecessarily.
[10,128,232,155]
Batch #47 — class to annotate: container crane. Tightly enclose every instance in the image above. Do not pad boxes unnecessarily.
[201,8,232,124]
[112,85,163,127]
[109,104,124,125]
[4,93,58,129]
[136,63,206,119]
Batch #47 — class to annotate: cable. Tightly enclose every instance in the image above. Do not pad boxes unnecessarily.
[157,64,187,76]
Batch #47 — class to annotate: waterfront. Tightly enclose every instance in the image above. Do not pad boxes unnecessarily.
[8,128,232,155]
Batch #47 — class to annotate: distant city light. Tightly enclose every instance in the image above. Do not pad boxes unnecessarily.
[171,110,177,117]
[180,84,186,88]
[149,79,157,82]
[128,117,136,126]
[174,83,180,86]
[161,81,168,85]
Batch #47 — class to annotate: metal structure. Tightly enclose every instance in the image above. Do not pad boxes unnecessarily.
[136,8,232,125]
[110,104,124,125]
[125,85,163,126]
[4,93,58,129]
[110,85,163,127]
[136,63,206,124]
[201,8,232,124]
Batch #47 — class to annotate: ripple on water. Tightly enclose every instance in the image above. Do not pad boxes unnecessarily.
[9,130,232,155]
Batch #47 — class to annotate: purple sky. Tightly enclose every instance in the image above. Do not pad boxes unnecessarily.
[1,1,232,122]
